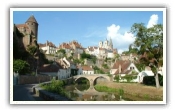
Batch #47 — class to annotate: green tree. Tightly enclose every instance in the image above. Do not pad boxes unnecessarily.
[27,45,37,55]
[130,23,163,88]
[13,59,30,75]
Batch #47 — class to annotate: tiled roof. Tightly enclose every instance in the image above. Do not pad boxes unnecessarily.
[70,40,83,48]
[39,43,46,47]
[112,60,131,75]
[47,41,56,48]
[39,41,56,48]
[59,43,72,49]
[16,24,29,28]
[16,24,31,33]
[82,65,93,71]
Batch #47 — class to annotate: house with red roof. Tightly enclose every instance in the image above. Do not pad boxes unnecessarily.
[39,40,57,55]
[77,65,94,75]
[110,60,140,81]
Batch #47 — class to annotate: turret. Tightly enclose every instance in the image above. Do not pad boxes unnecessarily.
[25,15,39,41]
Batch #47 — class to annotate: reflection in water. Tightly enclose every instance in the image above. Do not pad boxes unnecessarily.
[64,84,125,101]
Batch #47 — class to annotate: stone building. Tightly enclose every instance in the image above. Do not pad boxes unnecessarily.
[14,15,39,48]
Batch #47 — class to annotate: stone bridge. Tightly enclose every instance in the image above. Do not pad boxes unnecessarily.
[73,74,111,86]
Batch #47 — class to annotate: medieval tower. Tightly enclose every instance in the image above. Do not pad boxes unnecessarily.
[25,15,39,41]
[14,15,39,48]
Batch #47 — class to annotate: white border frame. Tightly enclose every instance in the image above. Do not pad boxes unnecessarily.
[10,8,166,104]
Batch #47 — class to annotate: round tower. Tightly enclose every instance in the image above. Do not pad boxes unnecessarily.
[25,15,39,41]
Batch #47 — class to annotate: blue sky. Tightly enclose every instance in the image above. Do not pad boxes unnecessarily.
[13,10,163,53]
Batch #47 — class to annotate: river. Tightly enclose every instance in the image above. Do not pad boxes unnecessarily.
[64,84,127,101]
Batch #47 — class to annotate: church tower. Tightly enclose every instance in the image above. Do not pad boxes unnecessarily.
[109,37,113,50]
[25,15,39,41]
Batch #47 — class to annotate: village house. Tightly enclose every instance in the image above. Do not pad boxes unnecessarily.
[77,65,94,75]
[110,60,140,81]
[39,40,57,55]
[57,57,77,77]
[69,40,84,54]
[58,42,73,55]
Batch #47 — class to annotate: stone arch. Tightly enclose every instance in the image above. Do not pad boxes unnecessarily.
[74,76,90,85]
[94,76,109,85]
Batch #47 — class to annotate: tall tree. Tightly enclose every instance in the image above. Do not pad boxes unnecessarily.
[130,23,163,88]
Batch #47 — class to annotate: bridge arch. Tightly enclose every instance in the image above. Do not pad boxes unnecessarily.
[94,76,109,85]
[73,74,111,86]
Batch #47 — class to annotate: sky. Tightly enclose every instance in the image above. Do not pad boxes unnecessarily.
[13,9,163,54]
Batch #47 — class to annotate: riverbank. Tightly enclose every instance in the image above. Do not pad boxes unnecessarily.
[96,82,163,101]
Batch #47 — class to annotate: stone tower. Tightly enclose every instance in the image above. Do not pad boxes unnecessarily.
[25,15,39,41]
[109,37,113,50]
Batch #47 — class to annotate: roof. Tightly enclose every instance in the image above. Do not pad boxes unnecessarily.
[16,24,31,33]
[59,43,72,49]
[70,40,83,48]
[25,15,38,24]
[39,41,56,48]
[112,60,132,75]
[38,64,61,72]
[81,65,94,71]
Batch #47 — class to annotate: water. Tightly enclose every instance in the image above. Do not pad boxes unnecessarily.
[64,84,126,101]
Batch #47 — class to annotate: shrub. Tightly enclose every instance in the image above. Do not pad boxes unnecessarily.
[40,79,68,97]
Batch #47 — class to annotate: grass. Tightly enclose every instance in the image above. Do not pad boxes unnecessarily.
[95,82,163,101]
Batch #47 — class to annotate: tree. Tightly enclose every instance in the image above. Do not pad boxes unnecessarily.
[130,23,163,88]
[13,59,30,75]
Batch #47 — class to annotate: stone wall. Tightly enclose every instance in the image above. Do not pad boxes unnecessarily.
[18,74,53,85]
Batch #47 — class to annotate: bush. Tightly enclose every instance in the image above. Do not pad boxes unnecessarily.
[40,79,68,97]
[143,74,163,86]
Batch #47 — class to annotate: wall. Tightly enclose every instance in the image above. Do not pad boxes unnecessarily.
[18,74,52,84]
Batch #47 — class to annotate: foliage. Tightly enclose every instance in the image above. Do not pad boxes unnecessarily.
[40,79,68,97]
[13,59,30,75]
[80,52,91,59]
[73,59,81,64]
[135,63,145,72]
[40,51,49,64]
[27,45,37,55]
[130,23,163,88]
[102,63,109,69]
[123,74,135,82]
[93,66,105,74]
[114,75,120,82]
[57,49,66,55]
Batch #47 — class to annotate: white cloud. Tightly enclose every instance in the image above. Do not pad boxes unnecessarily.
[147,14,158,28]
[107,24,135,54]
